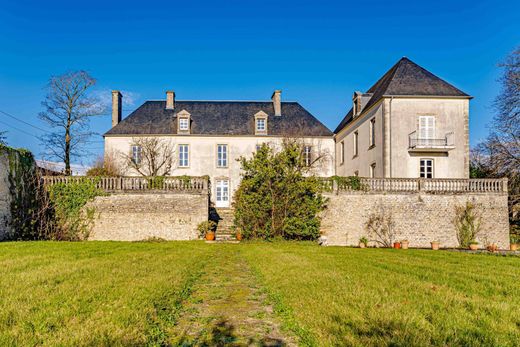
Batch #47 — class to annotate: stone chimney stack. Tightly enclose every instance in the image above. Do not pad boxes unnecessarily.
[271,90,282,116]
[112,90,122,127]
[166,90,175,110]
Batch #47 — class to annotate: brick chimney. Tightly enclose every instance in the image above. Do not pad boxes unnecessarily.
[166,90,175,110]
[271,90,282,116]
[111,90,122,127]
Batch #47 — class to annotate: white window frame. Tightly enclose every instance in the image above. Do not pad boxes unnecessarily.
[132,145,142,165]
[256,118,266,132]
[420,158,434,178]
[179,117,189,131]
[369,118,376,147]
[353,131,359,157]
[418,115,436,139]
[178,144,189,167]
[370,163,376,178]
[303,145,312,167]
[217,144,228,168]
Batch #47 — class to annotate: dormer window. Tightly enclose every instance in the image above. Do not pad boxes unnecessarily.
[176,109,191,134]
[254,111,268,135]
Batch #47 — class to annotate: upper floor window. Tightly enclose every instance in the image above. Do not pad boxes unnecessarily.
[303,145,312,166]
[179,117,189,131]
[178,144,189,167]
[418,116,436,139]
[217,144,228,167]
[256,118,266,132]
[420,159,433,178]
[132,145,142,165]
[369,118,376,147]
[340,141,345,165]
[353,131,359,157]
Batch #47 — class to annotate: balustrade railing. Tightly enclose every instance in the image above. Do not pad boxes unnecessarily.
[325,177,508,194]
[409,131,454,148]
[42,176,209,192]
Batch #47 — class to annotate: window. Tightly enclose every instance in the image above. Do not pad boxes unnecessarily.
[353,131,359,157]
[418,116,436,139]
[256,118,266,132]
[303,146,312,166]
[340,141,345,164]
[217,144,228,167]
[179,117,189,131]
[132,145,142,165]
[420,159,433,178]
[369,118,376,147]
[370,163,376,178]
[178,144,189,167]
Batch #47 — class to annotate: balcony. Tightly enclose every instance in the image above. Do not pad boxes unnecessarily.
[408,131,455,152]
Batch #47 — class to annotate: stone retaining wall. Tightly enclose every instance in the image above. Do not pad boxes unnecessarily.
[321,191,510,249]
[86,192,208,241]
[0,152,11,240]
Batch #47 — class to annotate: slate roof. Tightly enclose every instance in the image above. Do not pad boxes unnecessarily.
[105,101,333,137]
[334,57,471,133]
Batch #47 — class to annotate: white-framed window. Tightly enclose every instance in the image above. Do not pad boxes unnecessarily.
[217,144,228,167]
[418,116,436,139]
[369,118,376,147]
[179,117,189,131]
[340,141,345,165]
[370,163,376,178]
[303,145,312,166]
[420,159,434,178]
[353,131,359,157]
[178,144,189,167]
[132,145,142,165]
[256,118,266,132]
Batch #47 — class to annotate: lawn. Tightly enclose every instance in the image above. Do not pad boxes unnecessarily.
[0,241,519,346]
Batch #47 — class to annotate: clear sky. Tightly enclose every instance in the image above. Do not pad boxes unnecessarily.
[0,0,519,165]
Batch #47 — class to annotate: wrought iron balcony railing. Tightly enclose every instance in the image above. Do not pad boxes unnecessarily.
[408,131,454,150]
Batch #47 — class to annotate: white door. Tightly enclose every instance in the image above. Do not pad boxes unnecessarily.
[215,179,229,208]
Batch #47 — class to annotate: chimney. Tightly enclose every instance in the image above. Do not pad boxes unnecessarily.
[271,90,282,116]
[111,90,122,127]
[166,90,175,110]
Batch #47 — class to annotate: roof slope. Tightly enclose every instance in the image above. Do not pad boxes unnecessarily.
[105,101,333,137]
[334,57,470,133]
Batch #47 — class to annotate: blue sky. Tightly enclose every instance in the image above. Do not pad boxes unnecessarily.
[0,0,519,165]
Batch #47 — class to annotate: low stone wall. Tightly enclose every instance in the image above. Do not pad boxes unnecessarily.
[321,191,510,249]
[86,192,208,241]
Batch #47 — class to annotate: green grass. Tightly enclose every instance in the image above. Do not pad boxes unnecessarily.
[240,242,520,346]
[0,241,519,346]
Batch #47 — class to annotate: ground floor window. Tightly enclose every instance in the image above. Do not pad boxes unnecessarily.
[420,159,433,178]
[369,163,376,178]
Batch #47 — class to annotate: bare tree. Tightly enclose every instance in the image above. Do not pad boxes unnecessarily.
[365,203,395,247]
[474,47,520,234]
[0,131,7,145]
[38,71,101,175]
[86,150,122,177]
[121,137,175,176]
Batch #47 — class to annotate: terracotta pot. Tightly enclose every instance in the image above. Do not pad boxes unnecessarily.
[431,242,440,250]
[393,242,401,249]
[401,241,409,250]
[469,243,479,251]
[205,232,215,241]
[511,244,518,251]
[235,233,243,241]
[486,244,498,252]
[359,242,366,248]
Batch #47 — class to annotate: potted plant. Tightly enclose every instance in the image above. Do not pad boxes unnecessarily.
[510,236,519,251]
[486,243,498,252]
[393,241,401,249]
[431,241,440,250]
[401,240,410,250]
[197,221,216,241]
[469,240,479,251]
[235,230,243,241]
[359,236,368,248]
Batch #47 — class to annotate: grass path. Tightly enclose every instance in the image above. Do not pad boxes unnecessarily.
[170,246,295,346]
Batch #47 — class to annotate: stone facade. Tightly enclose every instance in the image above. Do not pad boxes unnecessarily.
[0,152,11,240]
[85,192,208,241]
[321,191,510,249]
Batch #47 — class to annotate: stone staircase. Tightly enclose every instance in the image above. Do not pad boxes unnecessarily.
[209,208,238,242]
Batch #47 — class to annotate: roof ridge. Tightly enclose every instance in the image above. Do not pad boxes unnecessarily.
[144,100,300,103]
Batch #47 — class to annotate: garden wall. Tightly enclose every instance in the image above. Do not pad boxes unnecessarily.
[85,192,208,241]
[321,190,510,249]
[0,151,11,240]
